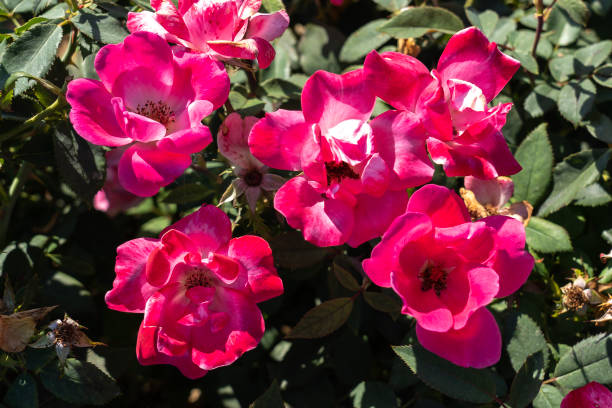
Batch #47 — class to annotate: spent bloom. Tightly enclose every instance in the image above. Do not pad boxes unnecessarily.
[364,27,521,179]
[561,382,612,408]
[94,148,144,216]
[105,205,283,378]
[249,69,433,247]
[127,0,289,69]
[66,32,229,197]
[362,185,534,367]
[217,112,285,212]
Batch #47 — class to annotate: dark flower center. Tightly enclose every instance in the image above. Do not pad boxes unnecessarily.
[244,170,263,187]
[54,322,79,346]
[136,100,175,126]
[419,265,448,296]
[325,161,359,185]
[185,268,214,289]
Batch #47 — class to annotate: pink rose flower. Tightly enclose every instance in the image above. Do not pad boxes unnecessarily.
[248,69,434,247]
[66,32,229,197]
[362,184,533,367]
[127,0,289,69]
[218,112,285,212]
[105,205,283,378]
[462,176,532,225]
[561,382,612,408]
[364,27,521,179]
[94,148,144,216]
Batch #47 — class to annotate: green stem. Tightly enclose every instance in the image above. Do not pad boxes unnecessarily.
[0,162,32,249]
[0,96,65,144]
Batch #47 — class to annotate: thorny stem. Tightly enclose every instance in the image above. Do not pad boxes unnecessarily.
[532,0,559,57]
[0,162,32,249]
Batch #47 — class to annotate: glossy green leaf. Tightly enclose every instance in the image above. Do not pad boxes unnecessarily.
[512,124,553,206]
[557,79,596,126]
[161,184,210,204]
[340,19,390,63]
[594,65,612,88]
[363,291,402,314]
[573,183,612,207]
[287,297,354,339]
[371,0,408,12]
[379,6,463,39]
[72,10,128,44]
[333,262,361,292]
[549,56,575,82]
[507,351,546,408]
[526,217,573,253]
[553,332,612,389]
[506,313,549,372]
[298,24,341,75]
[574,41,612,69]
[533,384,565,408]
[3,372,37,408]
[524,84,559,118]
[350,381,397,408]
[250,380,283,408]
[585,112,612,143]
[557,0,590,25]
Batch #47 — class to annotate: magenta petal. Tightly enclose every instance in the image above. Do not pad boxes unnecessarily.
[347,190,408,248]
[362,212,433,288]
[228,236,283,303]
[207,39,257,59]
[416,307,502,368]
[157,125,213,154]
[163,205,232,253]
[360,154,390,196]
[105,238,160,313]
[448,266,499,330]
[238,0,261,19]
[407,185,470,228]
[274,176,354,247]
[481,215,534,298]
[246,10,290,42]
[190,288,264,370]
[126,11,187,46]
[302,69,375,133]
[248,109,312,171]
[363,50,433,111]
[118,143,192,197]
[434,222,495,264]
[464,176,514,208]
[122,111,167,143]
[66,79,130,146]
[252,37,276,69]
[561,382,612,408]
[146,246,172,287]
[370,110,434,188]
[181,0,238,49]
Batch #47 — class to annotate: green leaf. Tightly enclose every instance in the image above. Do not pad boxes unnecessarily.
[533,384,565,408]
[557,0,590,25]
[507,352,546,408]
[287,297,354,339]
[53,123,106,204]
[72,10,128,44]
[549,56,575,82]
[466,8,498,39]
[585,112,612,143]
[553,332,612,389]
[557,79,596,126]
[261,30,297,81]
[1,23,62,94]
[574,41,612,69]
[340,19,390,63]
[573,183,612,207]
[512,124,553,205]
[333,262,361,292]
[298,24,341,75]
[363,291,402,314]
[269,231,329,270]
[261,0,284,12]
[3,372,37,408]
[14,16,48,35]
[371,0,408,12]
[259,77,302,101]
[392,345,496,403]
[538,148,610,216]
[40,359,120,405]
[594,65,612,88]
[512,51,539,75]
[379,6,463,39]
[350,381,397,408]
[526,217,573,253]
[161,184,210,204]
[506,313,549,372]
[249,380,283,408]
[524,84,559,118]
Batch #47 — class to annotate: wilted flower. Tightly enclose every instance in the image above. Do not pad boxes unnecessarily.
[105,205,283,378]
[127,0,290,69]
[217,112,285,212]
[561,381,612,408]
[560,275,602,316]
[66,32,229,197]
[30,315,103,364]
[0,306,56,353]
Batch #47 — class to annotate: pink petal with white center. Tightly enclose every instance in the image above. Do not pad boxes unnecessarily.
[190,288,264,370]
[163,205,232,253]
[105,238,160,313]
[248,109,312,171]
[362,212,433,288]
[481,215,533,298]
[363,50,433,111]
[274,176,354,247]
[245,10,290,42]
[228,236,283,303]
[324,119,373,165]
[66,79,130,146]
[238,0,261,19]
[347,190,408,248]
[218,113,262,169]
[302,69,375,134]
[118,143,192,197]
[94,32,174,96]
[150,0,190,38]
[407,185,470,228]
[437,27,520,102]
[416,307,501,368]
[561,382,612,408]
[464,176,514,208]
[181,0,238,50]
[126,11,188,47]
[370,110,434,188]
[207,39,256,60]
